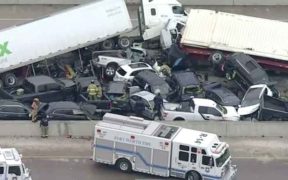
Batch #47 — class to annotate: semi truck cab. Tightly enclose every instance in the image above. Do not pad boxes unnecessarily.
[138,0,187,40]
[0,148,32,180]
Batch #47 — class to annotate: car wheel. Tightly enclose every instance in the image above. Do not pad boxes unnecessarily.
[101,39,115,50]
[105,63,117,78]
[116,158,132,173]
[4,73,17,87]
[118,36,131,49]
[186,171,201,180]
[174,117,185,121]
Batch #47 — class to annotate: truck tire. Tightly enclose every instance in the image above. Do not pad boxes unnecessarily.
[105,63,118,78]
[118,36,131,49]
[186,171,201,180]
[101,39,115,50]
[209,51,225,66]
[4,73,17,87]
[116,158,132,173]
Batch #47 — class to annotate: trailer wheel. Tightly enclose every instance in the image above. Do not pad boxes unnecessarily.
[4,73,17,87]
[118,36,131,49]
[186,171,201,180]
[101,39,115,50]
[105,63,118,78]
[209,51,225,66]
[116,158,132,173]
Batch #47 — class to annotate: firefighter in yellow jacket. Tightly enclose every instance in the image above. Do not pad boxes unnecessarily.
[87,80,102,100]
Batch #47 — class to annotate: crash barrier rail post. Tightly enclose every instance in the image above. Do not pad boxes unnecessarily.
[0,120,288,137]
[1,0,288,5]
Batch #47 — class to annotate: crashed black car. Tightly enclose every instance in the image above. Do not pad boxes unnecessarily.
[203,82,241,107]
[132,70,173,99]
[39,101,89,121]
[168,70,202,101]
[0,100,31,120]
[224,53,270,90]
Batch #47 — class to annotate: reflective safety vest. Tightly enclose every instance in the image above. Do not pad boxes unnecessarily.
[87,84,99,96]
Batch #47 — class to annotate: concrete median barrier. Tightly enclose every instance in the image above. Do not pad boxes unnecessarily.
[1,120,288,138]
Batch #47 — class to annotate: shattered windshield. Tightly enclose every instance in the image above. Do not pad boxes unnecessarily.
[216,148,230,167]
[241,87,263,107]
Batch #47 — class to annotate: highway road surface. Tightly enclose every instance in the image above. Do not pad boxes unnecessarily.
[23,157,288,180]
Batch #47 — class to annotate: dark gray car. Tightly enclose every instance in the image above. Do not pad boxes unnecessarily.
[203,82,240,107]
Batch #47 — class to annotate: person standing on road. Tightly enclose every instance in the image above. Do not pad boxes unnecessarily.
[31,98,40,122]
[153,89,164,120]
[40,117,49,138]
[87,80,99,100]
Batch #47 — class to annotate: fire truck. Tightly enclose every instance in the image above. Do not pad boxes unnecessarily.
[0,148,32,180]
[93,113,237,180]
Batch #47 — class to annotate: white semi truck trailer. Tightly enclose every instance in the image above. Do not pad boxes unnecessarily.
[93,113,237,180]
[180,9,288,73]
[0,0,133,88]
[0,0,186,88]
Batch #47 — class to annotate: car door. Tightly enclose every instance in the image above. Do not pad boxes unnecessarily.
[52,109,77,120]
[7,165,21,180]
[141,98,155,120]
[199,153,217,177]
[198,106,223,121]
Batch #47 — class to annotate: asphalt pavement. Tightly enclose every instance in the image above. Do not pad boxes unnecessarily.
[1,137,288,180]
[22,157,288,180]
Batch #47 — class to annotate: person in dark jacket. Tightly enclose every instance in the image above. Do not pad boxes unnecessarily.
[40,117,49,138]
[153,89,164,120]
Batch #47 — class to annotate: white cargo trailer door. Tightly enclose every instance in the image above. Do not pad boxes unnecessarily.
[0,0,132,73]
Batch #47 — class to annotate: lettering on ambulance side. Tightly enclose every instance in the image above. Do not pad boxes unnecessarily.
[114,136,151,147]
[0,41,12,57]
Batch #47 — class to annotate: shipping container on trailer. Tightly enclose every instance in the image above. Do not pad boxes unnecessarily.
[0,0,132,87]
[180,9,288,72]
[93,113,237,180]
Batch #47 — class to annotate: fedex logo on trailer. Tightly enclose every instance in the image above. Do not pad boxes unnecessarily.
[0,41,12,57]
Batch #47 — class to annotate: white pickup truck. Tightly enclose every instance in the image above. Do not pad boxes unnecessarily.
[161,98,240,121]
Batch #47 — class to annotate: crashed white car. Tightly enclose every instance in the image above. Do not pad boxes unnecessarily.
[113,62,155,82]
[238,84,273,116]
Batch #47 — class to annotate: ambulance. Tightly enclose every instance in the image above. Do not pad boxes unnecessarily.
[93,113,237,180]
[0,148,31,180]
